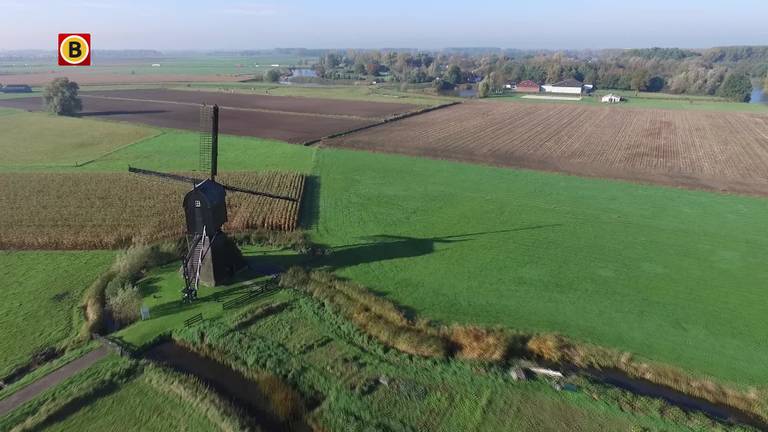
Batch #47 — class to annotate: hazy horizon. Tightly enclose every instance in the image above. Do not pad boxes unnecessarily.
[1,0,767,51]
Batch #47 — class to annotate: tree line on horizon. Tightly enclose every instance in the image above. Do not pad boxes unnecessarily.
[311,46,768,102]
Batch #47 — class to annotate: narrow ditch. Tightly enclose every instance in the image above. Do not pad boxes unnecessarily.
[142,341,767,430]
[582,368,768,431]
[144,341,306,432]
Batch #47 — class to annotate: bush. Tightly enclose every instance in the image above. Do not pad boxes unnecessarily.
[477,79,490,98]
[104,274,131,300]
[42,77,82,115]
[717,72,752,102]
[264,69,281,82]
[107,285,142,327]
[82,241,180,335]
[432,78,454,91]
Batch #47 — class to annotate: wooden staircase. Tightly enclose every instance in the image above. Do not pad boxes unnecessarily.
[183,227,207,300]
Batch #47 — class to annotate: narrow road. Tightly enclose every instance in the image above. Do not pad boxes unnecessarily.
[0,346,110,417]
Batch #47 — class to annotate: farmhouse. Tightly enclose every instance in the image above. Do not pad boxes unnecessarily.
[1,84,32,93]
[542,79,584,95]
[515,80,541,93]
[602,94,622,103]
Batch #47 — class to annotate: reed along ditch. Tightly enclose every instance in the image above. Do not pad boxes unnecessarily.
[144,341,307,431]
[583,368,768,431]
[143,341,766,430]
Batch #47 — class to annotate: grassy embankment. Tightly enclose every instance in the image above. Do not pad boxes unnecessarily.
[114,272,718,431]
[0,251,115,378]
[0,354,251,432]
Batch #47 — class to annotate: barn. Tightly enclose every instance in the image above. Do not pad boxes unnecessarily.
[542,79,584,95]
[515,80,541,93]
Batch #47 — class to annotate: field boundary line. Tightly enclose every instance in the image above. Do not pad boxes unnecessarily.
[80,94,382,122]
[74,130,166,167]
[303,101,461,146]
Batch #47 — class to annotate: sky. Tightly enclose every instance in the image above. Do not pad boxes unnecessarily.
[1,0,767,50]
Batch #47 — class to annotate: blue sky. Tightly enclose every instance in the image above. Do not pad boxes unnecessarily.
[1,0,766,50]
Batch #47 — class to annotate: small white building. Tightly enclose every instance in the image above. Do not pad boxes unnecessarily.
[601,93,622,103]
[542,79,584,95]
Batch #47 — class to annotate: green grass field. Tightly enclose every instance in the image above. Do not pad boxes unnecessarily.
[0,129,315,174]
[41,376,218,432]
[0,111,159,168]
[4,113,767,387]
[2,93,767,430]
[310,148,768,386]
[0,55,315,77]
[0,251,114,376]
[7,117,766,386]
[81,130,315,173]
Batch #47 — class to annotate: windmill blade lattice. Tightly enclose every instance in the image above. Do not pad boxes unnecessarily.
[199,104,217,177]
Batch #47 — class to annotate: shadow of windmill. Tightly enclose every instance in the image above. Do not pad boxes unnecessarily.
[308,224,563,272]
[229,224,563,279]
[141,224,562,322]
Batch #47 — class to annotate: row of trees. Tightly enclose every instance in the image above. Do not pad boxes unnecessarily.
[311,47,766,102]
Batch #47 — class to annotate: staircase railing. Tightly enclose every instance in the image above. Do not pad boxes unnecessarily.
[193,226,206,293]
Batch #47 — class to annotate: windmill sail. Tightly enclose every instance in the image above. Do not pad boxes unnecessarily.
[199,104,219,180]
[127,167,298,201]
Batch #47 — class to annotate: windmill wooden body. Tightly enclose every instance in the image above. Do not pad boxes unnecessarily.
[128,105,296,301]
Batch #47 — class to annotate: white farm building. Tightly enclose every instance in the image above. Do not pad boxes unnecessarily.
[542,79,584,95]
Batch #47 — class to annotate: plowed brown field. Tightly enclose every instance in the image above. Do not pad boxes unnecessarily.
[326,101,768,195]
[0,171,305,250]
[0,89,417,143]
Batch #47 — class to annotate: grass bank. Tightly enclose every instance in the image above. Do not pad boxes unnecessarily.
[279,268,768,424]
[170,286,720,431]
[0,251,114,378]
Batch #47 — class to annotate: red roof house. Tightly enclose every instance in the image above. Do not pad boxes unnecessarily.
[515,80,541,93]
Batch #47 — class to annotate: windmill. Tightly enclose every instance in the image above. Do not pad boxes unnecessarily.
[128,104,297,302]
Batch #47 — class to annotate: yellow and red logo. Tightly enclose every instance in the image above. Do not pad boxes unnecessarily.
[58,33,91,66]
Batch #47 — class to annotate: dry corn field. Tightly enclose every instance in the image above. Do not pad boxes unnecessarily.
[326,101,768,195]
[0,171,305,250]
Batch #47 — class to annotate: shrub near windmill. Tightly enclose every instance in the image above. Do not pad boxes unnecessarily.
[129,105,298,301]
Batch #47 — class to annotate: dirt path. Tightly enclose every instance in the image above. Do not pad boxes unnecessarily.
[0,346,110,417]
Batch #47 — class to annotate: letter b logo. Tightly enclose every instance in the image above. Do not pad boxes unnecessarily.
[58,34,91,66]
